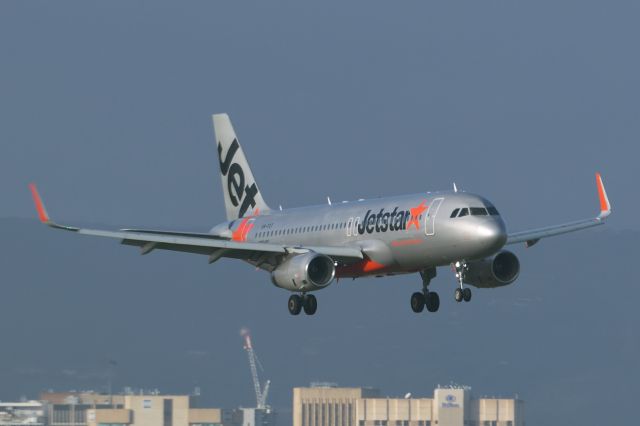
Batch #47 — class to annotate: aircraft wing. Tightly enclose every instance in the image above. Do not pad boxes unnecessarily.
[28,184,363,265]
[506,173,611,247]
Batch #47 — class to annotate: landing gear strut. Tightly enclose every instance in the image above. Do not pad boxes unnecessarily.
[288,294,318,316]
[453,261,472,303]
[410,268,440,313]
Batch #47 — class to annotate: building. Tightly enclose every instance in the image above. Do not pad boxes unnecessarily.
[293,384,380,426]
[293,385,524,426]
[41,392,124,426]
[40,392,223,426]
[0,401,45,426]
[87,395,223,426]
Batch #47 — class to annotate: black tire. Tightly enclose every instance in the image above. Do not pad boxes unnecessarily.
[288,294,302,315]
[462,287,472,302]
[303,294,318,315]
[410,292,425,313]
[425,292,440,312]
[454,287,464,303]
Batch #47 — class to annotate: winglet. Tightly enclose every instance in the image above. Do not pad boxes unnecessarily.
[596,173,611,218]
[28,183,51,224]
[28,184,79,231]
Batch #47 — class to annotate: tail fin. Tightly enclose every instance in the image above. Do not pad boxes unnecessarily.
[213,114,270,220]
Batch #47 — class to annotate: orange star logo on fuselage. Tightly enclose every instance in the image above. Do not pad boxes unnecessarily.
[406,200,428,231]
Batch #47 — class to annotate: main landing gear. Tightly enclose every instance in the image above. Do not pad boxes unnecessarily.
[453,261,472,303]
[411,268,440,313]
[288,294,317,316]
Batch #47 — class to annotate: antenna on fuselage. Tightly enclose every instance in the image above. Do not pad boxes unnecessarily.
[279,205,283,211]
[453,183,458,193]
[327,196,332,205]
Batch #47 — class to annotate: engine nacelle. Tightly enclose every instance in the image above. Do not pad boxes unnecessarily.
[463,250,520,288]
[271,252,336,292]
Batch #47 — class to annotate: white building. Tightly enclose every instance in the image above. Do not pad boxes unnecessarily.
[294,385,524,426]
[0,401,45,426]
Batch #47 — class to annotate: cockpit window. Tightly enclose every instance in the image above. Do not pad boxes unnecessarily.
[487,206,500,216]
[450,208,460,218]
[458,208,469,217]
[470,207,488,216]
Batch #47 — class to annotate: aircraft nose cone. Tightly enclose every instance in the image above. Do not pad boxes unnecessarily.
[477,219,507,252]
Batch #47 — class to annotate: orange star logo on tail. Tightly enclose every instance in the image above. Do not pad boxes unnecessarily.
[406,200,427,230]
[232,209,260,242]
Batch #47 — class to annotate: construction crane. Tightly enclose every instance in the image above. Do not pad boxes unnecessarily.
[240,328,270,410]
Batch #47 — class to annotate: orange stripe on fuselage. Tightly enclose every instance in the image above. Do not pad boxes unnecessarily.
[232,217,250,241]
[336,259,387,278]
[231,209,260,242]
[391,238,423,247]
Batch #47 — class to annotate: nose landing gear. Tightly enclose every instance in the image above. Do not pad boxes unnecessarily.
[410,268,440,313]
[453,261,472,303]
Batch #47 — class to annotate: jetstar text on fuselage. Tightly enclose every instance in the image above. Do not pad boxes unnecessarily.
[356,207,416,235]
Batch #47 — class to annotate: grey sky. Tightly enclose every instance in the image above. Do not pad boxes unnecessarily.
[1,1,637,231]
[0,2,638,426]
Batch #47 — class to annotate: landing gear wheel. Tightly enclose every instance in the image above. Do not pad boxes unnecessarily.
[302,294,318,315]
[288,294,302,315]
[462,287,472,302]
[410,292,425,313]
[425,292,440,312]
[454,288,464,303]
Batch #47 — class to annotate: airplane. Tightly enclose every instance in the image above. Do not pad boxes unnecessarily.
[29,114,612,316]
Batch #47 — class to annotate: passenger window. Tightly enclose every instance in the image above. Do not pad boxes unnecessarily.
[450,208,460,218]
[458,208,469,217]
[470,207,488,216]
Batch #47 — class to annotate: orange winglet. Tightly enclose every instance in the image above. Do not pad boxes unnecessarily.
[28,183,50,223]
[595,173,611,216]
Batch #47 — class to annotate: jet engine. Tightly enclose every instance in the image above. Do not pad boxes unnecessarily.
[463,250,520,288]
[271,252,336,292]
